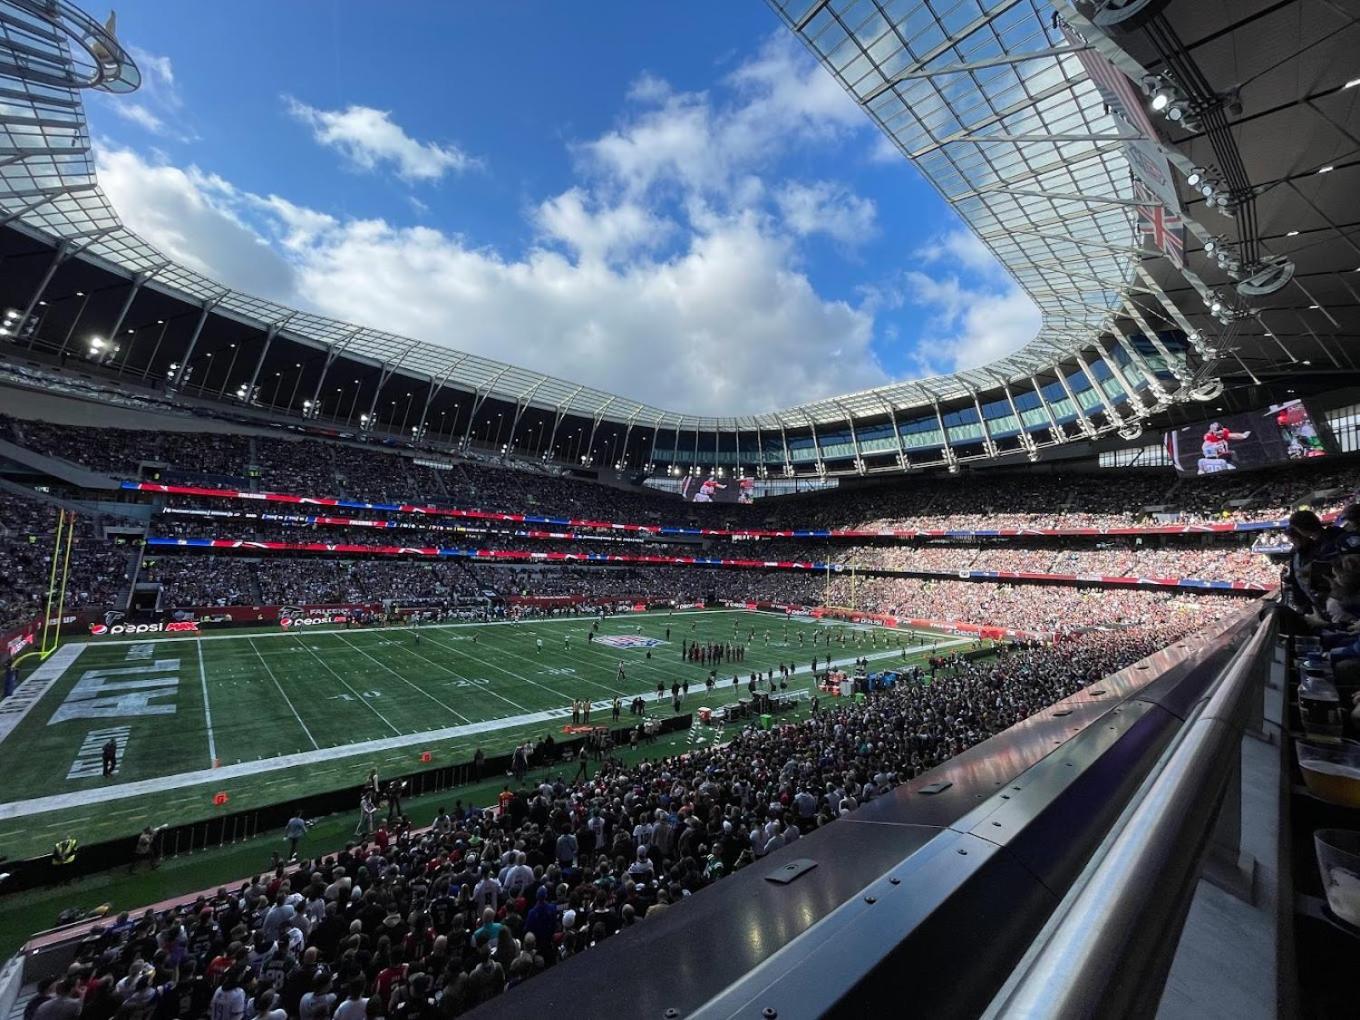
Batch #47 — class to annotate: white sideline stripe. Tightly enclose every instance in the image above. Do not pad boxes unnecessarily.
[0,698,612,821]
[0,640,970,821]
[196,640,217,768]
[67,608,738,647]
[0,643,85,746]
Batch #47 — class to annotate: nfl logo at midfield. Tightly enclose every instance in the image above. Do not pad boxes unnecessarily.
[595,634,667,649]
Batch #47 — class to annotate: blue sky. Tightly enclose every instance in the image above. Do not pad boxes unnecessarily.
[87,1,1039,416]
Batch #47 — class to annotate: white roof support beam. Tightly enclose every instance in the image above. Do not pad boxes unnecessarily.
[1029,374,1065,443]
[505,378,549,453]
[1093,342,1150,414]
[413,357,466,442]
[773,413,793,476]
[1054,365,1099,438]
[243,312,295,405]
[1107,323,1174,402]
[461,365,514,446]
[1073,351,1125,426]
[879,45,1090,83]
[544,384,586,461]
[306,328,362,413]
[996,380,1037,453]
[169,294,226,390]
[1121,298,1193,390]
[582,396,619,465]
[831,401,863,472]
[969,389,998,457]
[930,398,957,468]
[875,396,910,469]
[364,342,420,428]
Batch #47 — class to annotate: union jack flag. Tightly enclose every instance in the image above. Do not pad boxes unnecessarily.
[1134,180,1185,270]
[1058,22,1157,141]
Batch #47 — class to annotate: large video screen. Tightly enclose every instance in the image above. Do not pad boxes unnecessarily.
[678,473,755,504]
[1166,399,1329,476]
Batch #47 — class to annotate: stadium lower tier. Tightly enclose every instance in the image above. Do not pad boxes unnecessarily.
[131,557,1250,635]
[0,603,1245,1014]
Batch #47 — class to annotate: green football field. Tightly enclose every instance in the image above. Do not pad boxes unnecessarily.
[0,609,975,859]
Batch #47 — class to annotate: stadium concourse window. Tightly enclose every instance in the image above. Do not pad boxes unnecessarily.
[1099,444,1173,468]
[1325,403,1360,453]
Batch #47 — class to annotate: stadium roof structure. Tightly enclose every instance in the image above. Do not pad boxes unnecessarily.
[0,0,1356,477]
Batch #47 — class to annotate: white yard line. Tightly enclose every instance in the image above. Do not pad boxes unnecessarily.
[0,643,84,746]
[0,700,604,820]
[0,638,973,822]
[293,636,402,736]
[331,632,472,724]
[363,633,532,714]
[419,629,627,701]
[195,640,218,768]
[246,637,320,750]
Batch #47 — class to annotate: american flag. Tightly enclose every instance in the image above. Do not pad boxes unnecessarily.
[1133,180,1185,269]
[1058,23,1158,141]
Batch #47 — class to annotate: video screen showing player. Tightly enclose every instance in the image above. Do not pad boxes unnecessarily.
[1166,399,1330,476]
[678,474,755,504]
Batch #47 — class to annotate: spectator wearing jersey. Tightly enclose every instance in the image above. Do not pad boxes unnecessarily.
[209,968,248,1020]
[297,972,336,1020]
[332,980,369,1020]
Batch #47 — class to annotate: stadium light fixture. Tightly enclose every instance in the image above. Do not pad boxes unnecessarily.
[1318,165,1334,174]
[1286,230,1299,237]
[1186,167,1205,187]
[88,336,104,350]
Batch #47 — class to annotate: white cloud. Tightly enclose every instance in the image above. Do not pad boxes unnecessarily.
[776,180,876,244]
[902,266,1042,375]
[112,103,165,134]
[284,97,477,183]
[96,33,1039,416]
[868,134,902,164]
[133,48,176,91]
[534,187,673,264]
[917,229,1004,274]
[99,48,191,140]
[95,147,296,302]
[582,33,865,201]
[97,145,883,416]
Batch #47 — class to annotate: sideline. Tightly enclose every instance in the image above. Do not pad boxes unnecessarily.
[0,640,969,821]
[69,607,738,648]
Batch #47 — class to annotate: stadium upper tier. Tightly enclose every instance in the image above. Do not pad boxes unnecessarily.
[3,412,1356,536]
[2,2,1353,477]
[3,412,1355,534]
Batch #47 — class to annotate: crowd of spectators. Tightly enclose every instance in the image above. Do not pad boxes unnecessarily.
[1,491,135,632]
[44,609,1224,1016]
[148,509,1280,587]
[822,577,1242,635]
[6,414,1358,533]
[139,553,1249,639]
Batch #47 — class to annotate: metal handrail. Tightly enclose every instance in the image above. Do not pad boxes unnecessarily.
[988,608,1275,1018]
